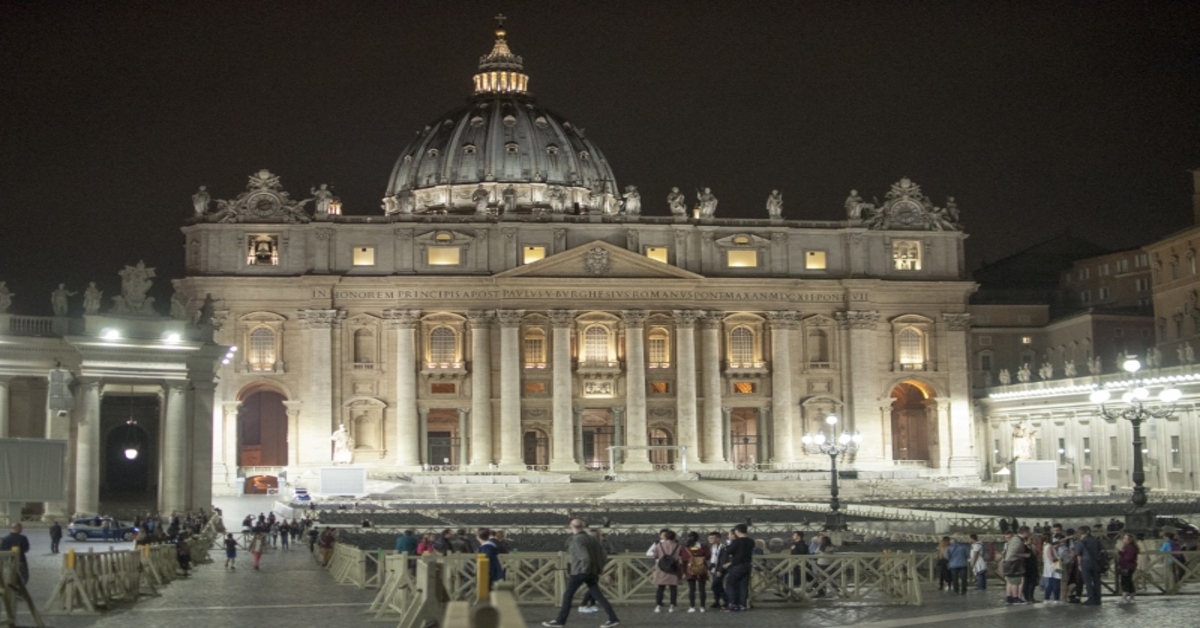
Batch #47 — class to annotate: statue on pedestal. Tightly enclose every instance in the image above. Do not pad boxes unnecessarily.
[766,190,783,219]
[51,284,76,317]
[1184,343,1196,365]
[1038,362,1053,380]
[82,282,103,316]
[111,261,156,315]
[311,184,334,215]
[0,282,14,313]
[471,184,490,214]
[1017,364,1031,383]
[502,184,517,213]
[549,185,567,213]
[192,186,210,216]
[588,181,608,213]
[170,283,189,320]
[1088,356,1102,375]
[999,368,1011,385]
[1064,359,1077,378]
[196,293,218,326]
[667,187,686,216]
[331,423,354,465]
[621,185,641,215]
[1012,423,1038,461]
[844,189,865,220]
[697,187,718,218]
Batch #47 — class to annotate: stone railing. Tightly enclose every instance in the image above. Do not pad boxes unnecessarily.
[1,314,68,337]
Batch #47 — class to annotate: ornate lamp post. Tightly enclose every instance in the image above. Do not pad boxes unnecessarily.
[1089,356,1180,534]
[801,414,862,530]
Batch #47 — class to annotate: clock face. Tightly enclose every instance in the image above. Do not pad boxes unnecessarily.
[247,192,280,217]
[893,201,920,226]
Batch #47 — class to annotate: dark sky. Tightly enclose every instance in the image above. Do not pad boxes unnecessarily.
[2,0,1199,316]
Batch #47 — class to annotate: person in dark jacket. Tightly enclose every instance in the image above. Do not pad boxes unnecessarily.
[49,520,62,554]
[1075,526,1104,605]
[477,528,505,586]
[541,518,619,627]
[721,524,755,611]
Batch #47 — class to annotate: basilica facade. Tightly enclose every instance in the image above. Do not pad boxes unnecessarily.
[178,25,979,492]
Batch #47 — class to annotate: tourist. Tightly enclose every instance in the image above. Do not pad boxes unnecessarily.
[1002,527,1030,605]
[477,528,505,587]
[1022,530,1040,603]
[651,528,689,613]
[270,520,280,547]
[450,528,473,553]
[1116,532,1139,604]
[435,529,453,554]
[968,533,990,590]
[683,530,710,612]
[224,532,241,570]
[815,535,839,597]
[721,524,754,611]
[0,523,30,583]
[541,517,619,627]
[1160,531,1185,583]
[318,527,336,567]
[946,536,970,594]
[307,524,319,552]
[1075,526,1103,605]
[1041,533,1062,604]
[417,533,438,556]
[279,521,290,549]
[177,534,192,576]
[935,536,952,591]
[707,531,729,609]
[48,520,62,554]
[578,529,606,615]
[249,530,267,570]
[789,530,809,591]
[493,529,512,553]
[394,529,419,555]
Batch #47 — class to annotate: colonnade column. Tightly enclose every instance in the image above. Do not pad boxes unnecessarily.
[673,311,700,466]
[497,310,525,470]
[44,371,72,520]
[767,311,799,465]
[549,311,577,471]
[457,408,469,467]
[299,308,344,465]
[161,382,189,515]
[218,402,240,487]
[279,401,299,471]
[943,313,978,473]
[0,376,10,437]
[189,381,216,511]
[622,310,651,471]
[385,309,421,469]
[74,380,102,516]
[838,310,883,466]
[699,313,726,465]
[468,311,494,469]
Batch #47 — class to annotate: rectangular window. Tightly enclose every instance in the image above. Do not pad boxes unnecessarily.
[522,246,546,264]
[1099,263,1109,276]
[805,250,827,270]
[1099,287,1111,300]
[645,247,669,264]
[1079,268,1090,280]
[732,381,756,394]
[648,335,669,366]
[726,250,758,268]
[1135,278,1149,292]
[352,246,375,266]
[1021,336,1033,345]
[649,381,670,394]
[1135,253,1148,267]
[1083,437,1092,467]
[1171,435,1182,468]
[247,235,279,266]
[980,354,993,371]
[1117,259,1129,272]
[1080,290,1091,303]
[994,439,1003,465]
[892,240,921,270]
[1057,438,1067,464]
[427,246,461,266]
[1110,436,1119,468]
[523,336,546,368]
[430,383,456,394]
[524,381,547,395]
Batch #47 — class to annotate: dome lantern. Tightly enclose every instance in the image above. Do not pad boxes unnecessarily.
[473,14,529,96]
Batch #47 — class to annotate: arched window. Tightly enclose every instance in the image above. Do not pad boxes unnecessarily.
[807,329,829,364]
[730,327,755,366]
[898,328,924,367]
[648,328,670,368]
[248,328,275,371]
[353,329,375,364]
[523,328,546,368]
[583,326,609,364]
[429,327,457,365]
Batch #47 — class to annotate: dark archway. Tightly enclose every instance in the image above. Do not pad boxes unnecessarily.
[240,390,288,466]
[101,393,159,500]
[890,382,932,462]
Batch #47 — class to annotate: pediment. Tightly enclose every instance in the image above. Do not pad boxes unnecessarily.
[495,240,704,279]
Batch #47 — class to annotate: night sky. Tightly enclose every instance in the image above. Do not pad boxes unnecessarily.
[2,1,1198,317]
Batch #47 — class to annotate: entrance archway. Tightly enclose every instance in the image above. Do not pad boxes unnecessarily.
[240,390,288,466]
[730,408,760,466]
[580,409,614,470]
[890,381,933,462]
[101,393,159,501]
[523,428,549,467]
[649,428,675,467]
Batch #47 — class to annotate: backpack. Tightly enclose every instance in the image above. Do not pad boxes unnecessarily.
[656,543,680,573]
[686,551,709,578]
[982,542,995,562]
[1097,548,1111,575]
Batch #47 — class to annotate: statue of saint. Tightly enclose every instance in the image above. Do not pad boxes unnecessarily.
[622,185,641,215]
[196,293,217,326]
[502,184,517,213]
[471,184,490,214]
[1012,423,1038,461]
[1038,362,1053,380]
[1148,346,1162,368]
[1064,359,1076,378]
[588,181,608,213]
[667,187,687,216]
[331,423,354,464]
[170,289,189,320]
[381,195,399,215]
[192,185,211,216]
[82,282,103,316]
[1088,356,1102,375]
[945,196,960,223]
[51,283,76,317]
[844,189,864,220]
[998,368,1011,385]
[766,190,783,219]
[1017,364,1031,383]
[1186,343,1196,365]
[548,186,567,213]
[311,184,334,214]
[697,187,718,217]
[0,282,14,313]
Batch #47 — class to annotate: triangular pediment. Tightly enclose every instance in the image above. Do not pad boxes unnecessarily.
[495,240,704,279]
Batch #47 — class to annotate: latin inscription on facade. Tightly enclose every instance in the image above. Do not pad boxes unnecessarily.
[311,288,869,303]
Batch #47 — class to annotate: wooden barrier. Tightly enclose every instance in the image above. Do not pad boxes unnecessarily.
[1,552,44,628]
[444,583,527,628]
[43,544,185,615]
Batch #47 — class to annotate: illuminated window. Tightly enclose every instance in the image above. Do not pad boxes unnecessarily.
[583,326,609,363]
[727,250,758,268]
[524,382,547,395]
[428,327,457,365]
[898,328,924,367]
[649,382,669,394]
[248,328,276,371]
[892,240,921,270]
[247,235,279,266]
[353,329,375,364]
[993,439,1003,465]
[646,247,669,263]
[1110,436,1119,468]
[730,327,755,365]
[522,246,546,264]
[427,246,461,266]
[352,247,375,266]
[1083,437,1092,467]
[648,328,670,367]
[805,250,827,270]
[523,329,546,368]
[1021,336,1033,345]
[1171,435,1182,467]
[431,383,456,394]
[733,381,756,394]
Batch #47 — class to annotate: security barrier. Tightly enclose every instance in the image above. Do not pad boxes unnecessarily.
[1,552,44,628]
[326,544,394,588]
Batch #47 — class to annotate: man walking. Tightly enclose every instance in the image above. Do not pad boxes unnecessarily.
[542,518,619,628]
[1076,526,1104,605]
[1,523,31,583]
[49,520,62,554]
[721,523,754,611]
[946,536,970,594]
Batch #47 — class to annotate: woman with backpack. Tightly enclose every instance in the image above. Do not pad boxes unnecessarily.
[651,529,692,613]
[1116,532,1139,605]
[682,531,710,613]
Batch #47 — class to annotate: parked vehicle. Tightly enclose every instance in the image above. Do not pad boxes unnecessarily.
[67,517,138,542]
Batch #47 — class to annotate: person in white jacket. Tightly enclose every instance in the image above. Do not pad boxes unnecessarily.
[968,534,990,591]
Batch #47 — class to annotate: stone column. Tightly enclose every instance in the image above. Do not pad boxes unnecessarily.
[161,382,189,514]
[721,407,733,464]
[612,406,625,465]
[280,401,299,470]
[549,310,577,471]
[299,308,345,465]
[418,408,429,466]
[189,381,217,510]
[942,313,978,473]
[0,376,10,437]
[44,373,72,520]
[621,310,651,471]
[573,407,584,466]
[467,311,494,469]
[767,311,799,465]
[385,309,421,469]
[759,407,772,465]
[457,408,469,467]
[699,313,726,465]
[74,381,102,517]
[219,402,241,488]
[837,310,884,465]
[497,310,525,470]
[673,311,700,466]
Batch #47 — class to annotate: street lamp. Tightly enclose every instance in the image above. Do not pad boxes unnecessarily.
[1089,356,1181,534]
[801,414,863,530]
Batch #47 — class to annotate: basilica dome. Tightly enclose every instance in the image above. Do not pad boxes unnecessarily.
[383,24,618,215]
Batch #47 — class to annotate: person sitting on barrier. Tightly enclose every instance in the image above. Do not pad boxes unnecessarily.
[477,528,505,587]
[542,518,620,628]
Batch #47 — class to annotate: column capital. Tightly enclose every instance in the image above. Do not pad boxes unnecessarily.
[835,309,879,330]
[165,381,188,394]
[672,310,702,328]
[497,309,526,328]
[384,309,421,329]
[721,406,733,419]
[766,310,801,330]
[698,311,723,330]
[548,309,575,327]
[611,406,625,419]
[298,308,346,329]
[621,310,648,328]
[418,407,430,419]
[943,312,972,331]
[467,310,495,328]
[457,408,470,420]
